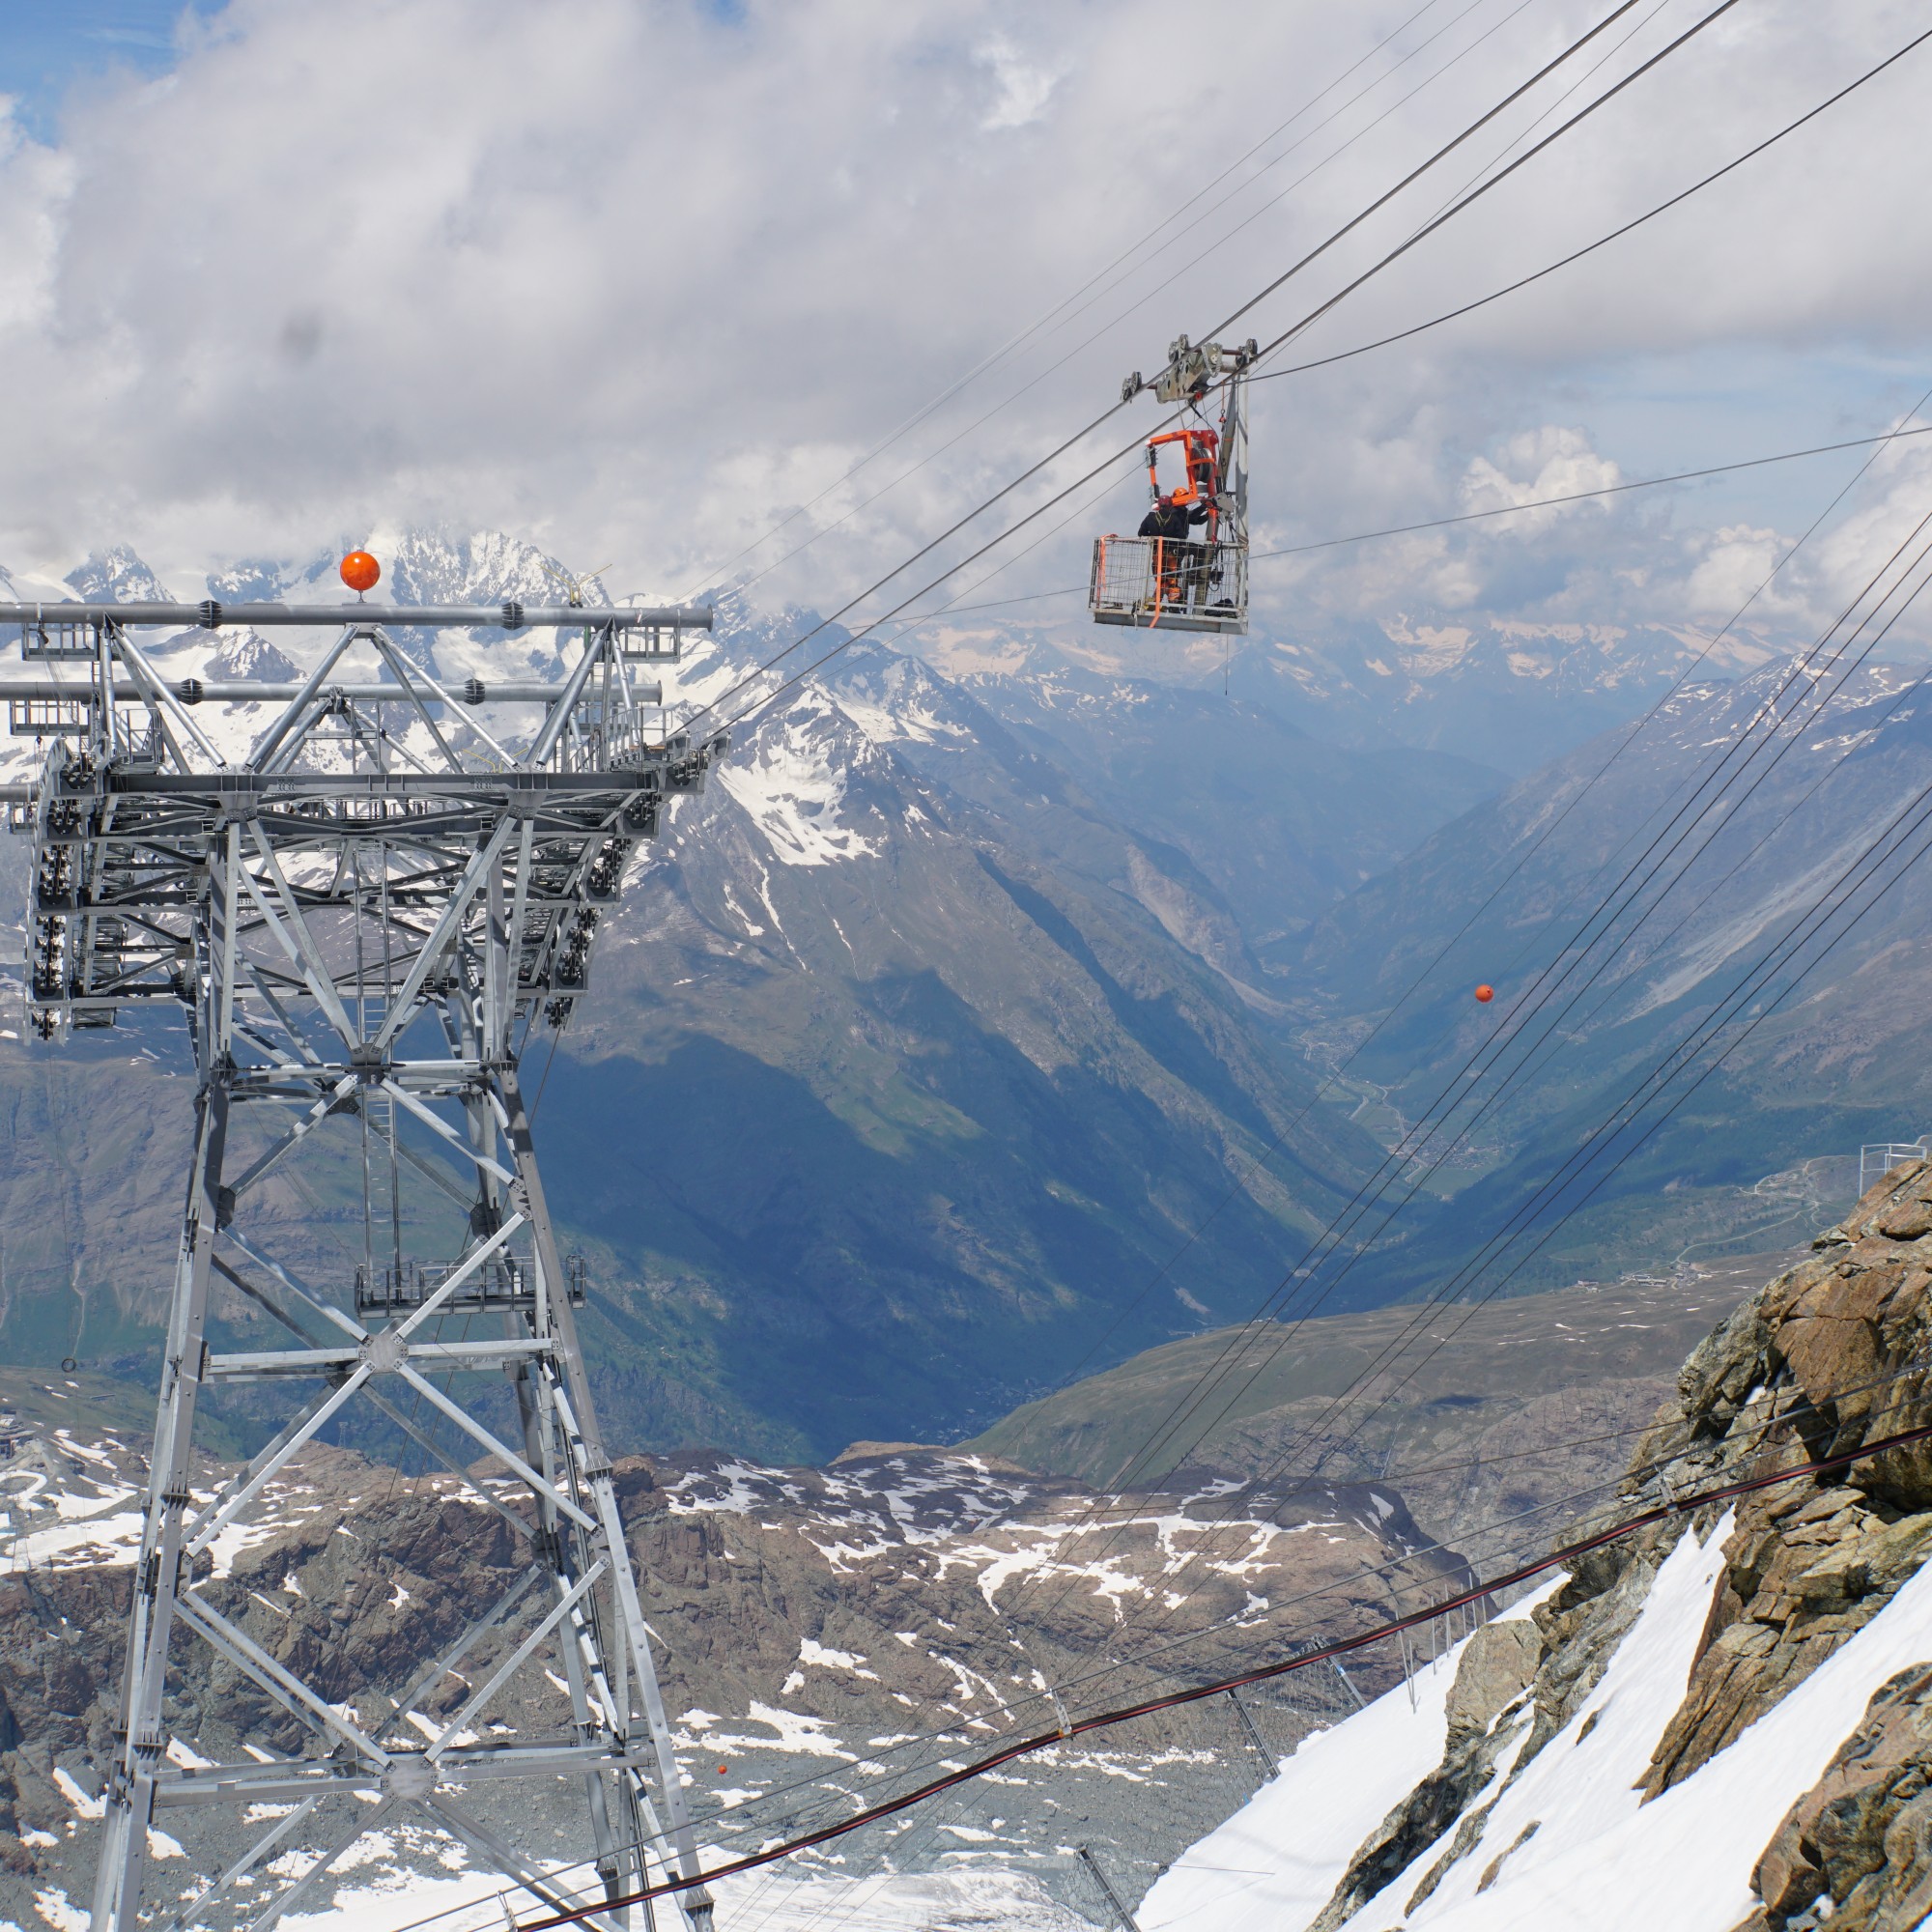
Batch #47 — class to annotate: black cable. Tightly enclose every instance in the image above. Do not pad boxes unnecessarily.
[966,505,1932,1664]
[498,18,1932,1901]
[1096,509,1932,1495]
[874,420,1932,626]
[629,1307,1932,1862]
[388,1344,1912,1928]
[803,399,1932,1724]
[1201,0,1650,347]
[1247,21,1932,388]
[676,0,1471,604]
[1252,425,1932,557]
[380,1320,1932,1932]
[704,0,1545,629]
[1236,0,1745,372]
[1096,570,1932,1666]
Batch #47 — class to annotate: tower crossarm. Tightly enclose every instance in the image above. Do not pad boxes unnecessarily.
[7,606,722,1040]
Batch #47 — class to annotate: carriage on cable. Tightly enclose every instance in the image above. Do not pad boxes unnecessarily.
[1090,333,1257,636]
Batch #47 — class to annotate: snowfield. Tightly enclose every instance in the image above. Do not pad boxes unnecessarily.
[1144,1515,1932,1931]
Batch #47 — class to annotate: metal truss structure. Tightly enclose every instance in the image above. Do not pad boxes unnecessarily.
[0,596,726,1931]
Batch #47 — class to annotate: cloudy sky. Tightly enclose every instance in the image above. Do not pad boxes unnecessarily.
[2,0,1930,647]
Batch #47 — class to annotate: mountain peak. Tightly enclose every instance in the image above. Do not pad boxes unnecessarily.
[65,545,172,605]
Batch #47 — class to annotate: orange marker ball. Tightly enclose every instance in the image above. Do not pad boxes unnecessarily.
[1474,984,1495,1004]
[717,1764,729,1776]
[340,550,381,593]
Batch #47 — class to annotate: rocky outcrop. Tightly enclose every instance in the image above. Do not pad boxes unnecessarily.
[1306,1155,1932,1931]
[1634,1161,1932,1802]
[0,1422,1463,1904]
[1309,1617,1544,1931]
[1740,1663,1932,1931]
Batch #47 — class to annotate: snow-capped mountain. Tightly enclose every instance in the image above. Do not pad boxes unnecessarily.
[913,605,1785,779]
[1249,613,1783,771]
[62,545,175,607]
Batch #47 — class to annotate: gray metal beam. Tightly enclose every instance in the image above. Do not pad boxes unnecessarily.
[0,676,663,704]
[45,598,727,1931]
[0,601,710,630]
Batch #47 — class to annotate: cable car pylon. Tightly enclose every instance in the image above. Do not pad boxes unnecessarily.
[1090,333,1256,636]
[0,563,726,1932]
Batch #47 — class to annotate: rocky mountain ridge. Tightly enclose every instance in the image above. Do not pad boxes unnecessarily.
[967,1252,1796,1552]
[0,1380,1461,1925]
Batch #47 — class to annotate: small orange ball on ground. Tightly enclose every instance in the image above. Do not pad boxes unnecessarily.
[717,1765,728,1776]
[1474,983,1494,1003]
[340,550,381,593]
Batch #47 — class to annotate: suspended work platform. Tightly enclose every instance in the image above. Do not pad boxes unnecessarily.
[1090,332,1257,638]
[1089,534,1249,634]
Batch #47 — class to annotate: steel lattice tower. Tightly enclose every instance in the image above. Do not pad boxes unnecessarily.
[1,592,725,1932]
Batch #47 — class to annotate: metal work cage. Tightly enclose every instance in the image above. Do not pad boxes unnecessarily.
[1089,534,1249,635]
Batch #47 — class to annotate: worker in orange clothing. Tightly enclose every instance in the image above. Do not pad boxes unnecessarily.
[1138,494,1208,608]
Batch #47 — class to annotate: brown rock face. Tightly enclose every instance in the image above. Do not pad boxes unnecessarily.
[1310,1616,1549,1932]
[1442,1618,1542,1751]
[1744,1663,1932,1931]
[1303,1156,1932,1931]
[1634,1161,1932,1802]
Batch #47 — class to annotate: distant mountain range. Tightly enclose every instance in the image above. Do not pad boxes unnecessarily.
[0,528,1902,1464]
[1288,650,1932,1306]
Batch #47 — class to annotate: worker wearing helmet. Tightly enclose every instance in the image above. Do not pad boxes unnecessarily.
[1139,492,1207,544]
[1139,493,1208,610]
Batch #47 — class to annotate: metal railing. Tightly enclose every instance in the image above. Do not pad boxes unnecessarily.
[1861,1138,1931,1198]
[8,696,91,737]
[1089,534,1247,630]
[354,1251,587,1316]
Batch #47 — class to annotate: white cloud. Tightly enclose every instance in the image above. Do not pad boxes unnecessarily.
[1458,426,1621,529]
[0,0,1926,648]
[1684,522,1787,617]
[976,38,1060,131]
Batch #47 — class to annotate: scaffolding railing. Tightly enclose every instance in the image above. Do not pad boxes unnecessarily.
[1089,534,1247,635]
[354,1250,587,1317]
[1861,1137,1931,1198]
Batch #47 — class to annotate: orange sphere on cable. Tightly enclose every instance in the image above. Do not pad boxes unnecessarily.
[1474,983,1495,1004]
[339,550,381,594]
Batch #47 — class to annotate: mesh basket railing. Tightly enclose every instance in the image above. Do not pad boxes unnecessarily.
[1089,535,1245,624]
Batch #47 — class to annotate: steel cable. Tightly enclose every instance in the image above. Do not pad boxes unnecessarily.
[681,0,1697,739]
[376,1348,1932,1932]
[889,498,1932,1707]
